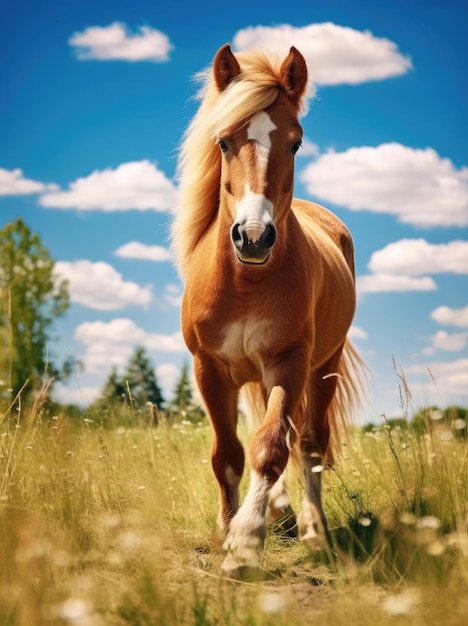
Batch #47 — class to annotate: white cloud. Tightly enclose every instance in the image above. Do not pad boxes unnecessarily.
[403,358,468,398]
[357,273,436,294]
[75,317,186,374]
[297,138,320,158]
[52,385,102,407]
[55,260,153,310]
[40,160,178,212]
[75,318,185,352]
[348,325,368,340]
[431,305,468,328]
[300,143,468,227]
[69,22,172,62]
[0,167,58,195]
[358,239,467,295]
[156,363,181,400]
[368,239,468,276]
[426,330,468,353]
[114,241,172,262]
[233,23,412,85]
[164,283,183,307]
[56,318,186,405]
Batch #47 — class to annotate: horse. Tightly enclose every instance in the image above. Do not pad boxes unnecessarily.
[172,43,364,576]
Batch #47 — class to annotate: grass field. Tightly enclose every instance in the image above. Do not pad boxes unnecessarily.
[1,395,467,625]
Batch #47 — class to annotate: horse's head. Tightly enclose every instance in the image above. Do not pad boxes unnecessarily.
[213,44,308,265]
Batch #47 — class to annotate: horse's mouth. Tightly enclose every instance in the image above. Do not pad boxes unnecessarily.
[230,221,276,266]
[235,250,271,265]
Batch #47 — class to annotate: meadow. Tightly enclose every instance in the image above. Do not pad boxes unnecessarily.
[1,392,467,626]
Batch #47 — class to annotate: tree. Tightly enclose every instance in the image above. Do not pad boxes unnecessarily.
[170,362,193,413]
[90,366,131,429]
[167,362,205,420]
[412,405,467,439]
[0,218,70,401]
[101,366,127,403]
[124,346,164,408]
[91,350,164,428]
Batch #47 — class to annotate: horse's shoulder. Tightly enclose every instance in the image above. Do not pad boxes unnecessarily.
[292,198,355,273]
[292,198,348,232]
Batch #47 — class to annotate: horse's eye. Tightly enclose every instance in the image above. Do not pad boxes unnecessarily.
[291,141,302,156]
[218,139,229,154]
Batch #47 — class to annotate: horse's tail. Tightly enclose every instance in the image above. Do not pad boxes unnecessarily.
[241,338,367,465]
[241,382,267,433]
[325,338,367,465]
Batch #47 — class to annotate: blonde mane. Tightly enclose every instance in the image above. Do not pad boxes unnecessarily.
[172,49,310,277]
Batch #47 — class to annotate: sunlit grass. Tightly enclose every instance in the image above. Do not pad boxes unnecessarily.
[1,397,467,625]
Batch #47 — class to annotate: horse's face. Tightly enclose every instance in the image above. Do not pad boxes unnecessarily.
[218,98,303,265]
[214,45,308,265]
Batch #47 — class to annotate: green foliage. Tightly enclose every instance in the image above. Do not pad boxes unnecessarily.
[90,347,165,428]
[364,406,467,441]
[0,218,70,402]
[125,346,165,408]
[97,346,165,409]
[167,362,206,421]
[93,357,206,428]
[170,362,192,411]
[412,405,467,439]
[102,366,127,403]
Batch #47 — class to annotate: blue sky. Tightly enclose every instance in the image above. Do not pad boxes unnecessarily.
[1,0,467,422]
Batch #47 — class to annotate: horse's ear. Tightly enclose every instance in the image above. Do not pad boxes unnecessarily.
[280,47,308,103]
[213,44,241,92]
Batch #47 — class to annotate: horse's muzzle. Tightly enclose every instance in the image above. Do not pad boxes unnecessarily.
[230,222,277,264]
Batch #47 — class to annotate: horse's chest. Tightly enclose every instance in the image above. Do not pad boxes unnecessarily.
[216,318,272,362]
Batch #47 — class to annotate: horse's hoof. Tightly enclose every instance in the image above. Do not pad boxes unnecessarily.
[221,554,248,578]
[221,559,269,581]
[301,532,327,551]
[270,505,298,538]
[221,548,258,575]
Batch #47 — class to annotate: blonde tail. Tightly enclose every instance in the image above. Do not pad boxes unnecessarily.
[326,339,368,464]
[241,382,266,432]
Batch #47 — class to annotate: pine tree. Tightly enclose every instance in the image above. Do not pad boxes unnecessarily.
[168,363,205,421]
[170,362,192,413]
[124,346,164,408]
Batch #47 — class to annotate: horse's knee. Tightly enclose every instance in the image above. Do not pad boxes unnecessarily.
[249,424,289,483]
[211,437,244,480]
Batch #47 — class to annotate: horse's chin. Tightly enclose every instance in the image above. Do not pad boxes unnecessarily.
[235,251,271,265]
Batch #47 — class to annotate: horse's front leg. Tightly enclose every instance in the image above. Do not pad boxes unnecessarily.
[193,352,244,533]
[221,348,308,575]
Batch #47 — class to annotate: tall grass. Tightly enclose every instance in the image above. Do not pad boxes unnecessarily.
[0,394,467,625]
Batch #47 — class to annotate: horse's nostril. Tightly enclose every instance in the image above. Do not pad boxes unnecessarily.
[231,223,242,244]
[262,224,277,249]
[231,224,243,246]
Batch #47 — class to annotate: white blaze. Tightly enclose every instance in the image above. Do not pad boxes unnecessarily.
[247,111,277,170]
[235,111,277,230]
[235,184,273,231]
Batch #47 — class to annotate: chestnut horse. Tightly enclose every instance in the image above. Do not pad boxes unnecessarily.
[173,44,364,575]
